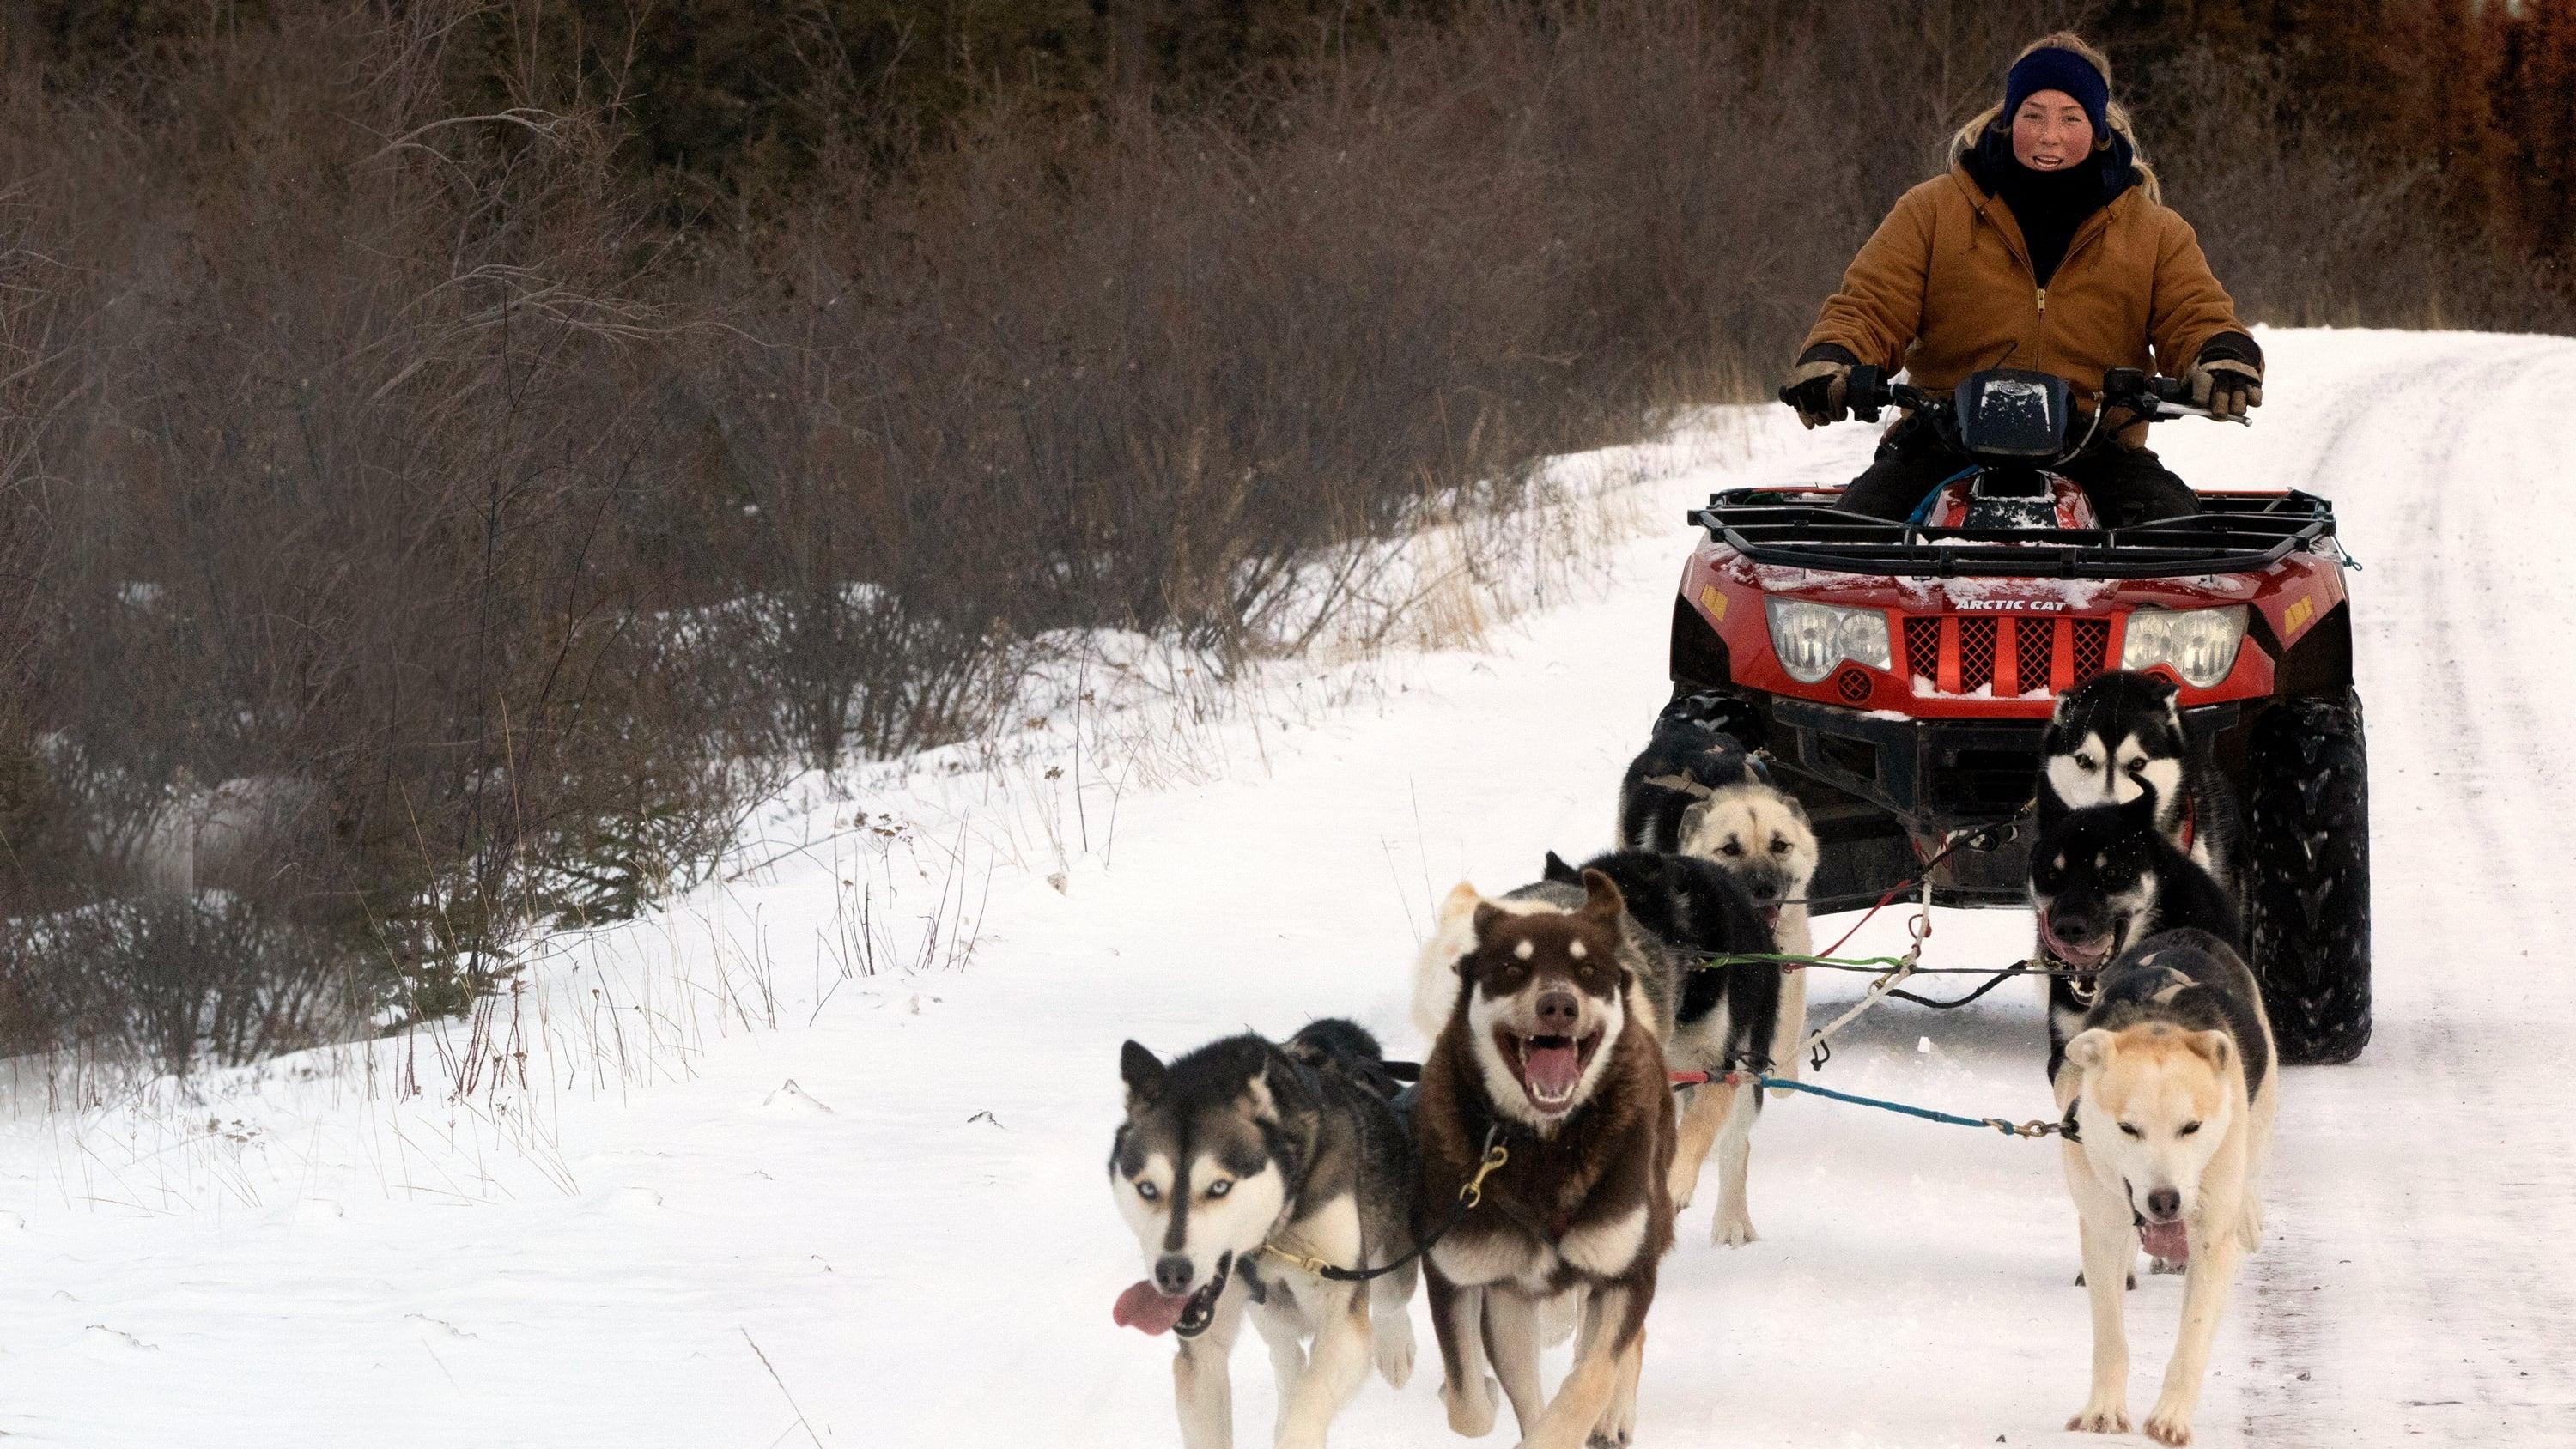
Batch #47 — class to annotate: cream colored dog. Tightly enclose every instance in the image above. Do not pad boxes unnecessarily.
[2055,928,2276,1447]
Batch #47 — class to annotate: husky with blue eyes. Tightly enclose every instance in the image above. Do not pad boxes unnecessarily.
[2053,927,2276,1447]
[1108,1019,1417,1449]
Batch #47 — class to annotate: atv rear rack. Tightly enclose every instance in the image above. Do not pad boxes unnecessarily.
[1689,488,2338,579]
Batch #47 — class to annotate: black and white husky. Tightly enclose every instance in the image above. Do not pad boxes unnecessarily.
[1109,1020,1417,1449]
[1546,849,1787,1246]
[2028,792,2243,1087]
[2055,928,2276,1446]
[2039,671,2235,878]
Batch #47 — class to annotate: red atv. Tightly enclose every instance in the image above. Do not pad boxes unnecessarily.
[1669,366,2369,1064]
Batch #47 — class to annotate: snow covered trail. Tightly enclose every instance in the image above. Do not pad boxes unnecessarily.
[5,329,2575,1446]
[2215,332,2576,1446]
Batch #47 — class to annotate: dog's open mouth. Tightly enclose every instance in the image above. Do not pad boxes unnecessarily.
[1761,905,1783,931]
[1112,1251,1231,1338]
[2038,911,2113,969]
[1496,1027,1604,1116]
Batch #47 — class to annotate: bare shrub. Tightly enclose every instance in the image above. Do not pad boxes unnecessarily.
[0,6,767,1059]
[1,897,360,1067]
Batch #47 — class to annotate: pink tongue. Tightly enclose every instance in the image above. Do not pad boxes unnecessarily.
[1114,1280,1190,1336]
[2040,914,2105,965]
[2141,1219,2190,1264]
[1525,1041,1583,1100]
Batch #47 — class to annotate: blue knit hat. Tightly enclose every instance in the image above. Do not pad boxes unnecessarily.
[2003,46,2110,138]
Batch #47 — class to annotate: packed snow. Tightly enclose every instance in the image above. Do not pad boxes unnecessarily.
[5,329,2574,1446]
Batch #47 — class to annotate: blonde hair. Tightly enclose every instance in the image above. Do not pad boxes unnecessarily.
[1950,32,2160,205]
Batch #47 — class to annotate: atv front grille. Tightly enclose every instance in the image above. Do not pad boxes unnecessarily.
[1903,618,1940,679]
[1959,619,1996,683]
[1901,614,2114,699]
[2014,621,2052,687]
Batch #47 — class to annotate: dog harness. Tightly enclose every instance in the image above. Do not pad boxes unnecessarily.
[1258,1125,1507,1284]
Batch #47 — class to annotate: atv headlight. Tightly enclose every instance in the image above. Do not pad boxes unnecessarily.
[1764,597,1892,684]
[2119,606,2246,688]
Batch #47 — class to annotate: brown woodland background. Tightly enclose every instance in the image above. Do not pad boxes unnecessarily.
[2,0,2570,1070]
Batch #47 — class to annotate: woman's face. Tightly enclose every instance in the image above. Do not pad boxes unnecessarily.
[2011,89,2094,171]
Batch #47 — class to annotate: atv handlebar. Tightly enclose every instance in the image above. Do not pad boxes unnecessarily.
[1844,365,2245,428]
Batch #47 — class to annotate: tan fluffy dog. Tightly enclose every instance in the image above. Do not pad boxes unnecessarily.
[2056,928,2276,1446]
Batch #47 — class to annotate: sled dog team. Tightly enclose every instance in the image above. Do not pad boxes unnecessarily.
[1110,670,2278,1448]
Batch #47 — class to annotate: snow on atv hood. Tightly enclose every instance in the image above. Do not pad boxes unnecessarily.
[1730,547,2260,609]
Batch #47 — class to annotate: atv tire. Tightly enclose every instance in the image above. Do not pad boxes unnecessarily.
[2243,691,2372,1064]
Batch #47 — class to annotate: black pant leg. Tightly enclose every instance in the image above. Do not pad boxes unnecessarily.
[2063,445,2200,528]
[1833,424,1961,520]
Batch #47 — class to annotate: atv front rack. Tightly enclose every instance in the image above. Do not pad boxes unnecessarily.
[1689,488,2338,579]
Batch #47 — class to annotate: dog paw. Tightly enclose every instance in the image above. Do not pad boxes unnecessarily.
[2065,1404,2130,1434]
[1712,1207,1759,1246]
[1373,1315,1416,1390]
[1589,1390,1637,1446]
[1443,1374,1498,1437]
[2144,1389,2196,1446]
[2144,1408,2194,1446]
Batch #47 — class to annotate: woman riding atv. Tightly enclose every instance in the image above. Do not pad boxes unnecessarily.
[1781,33,2263,528]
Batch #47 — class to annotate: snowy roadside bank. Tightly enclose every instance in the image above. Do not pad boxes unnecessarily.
[8,329,2576,1448]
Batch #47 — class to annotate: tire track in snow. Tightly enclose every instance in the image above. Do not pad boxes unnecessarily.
[2239,336,2576,1447]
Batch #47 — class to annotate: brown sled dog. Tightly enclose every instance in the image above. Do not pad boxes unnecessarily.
[1414,870,1677,1449]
